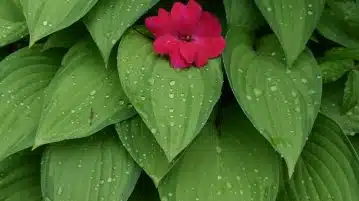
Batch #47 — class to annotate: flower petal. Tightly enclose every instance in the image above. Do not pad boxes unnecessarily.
[171,0,202,35]
[194,11,222,37]
[170,47,191,68]
[153,34,179,55]
[179,42,198,63]
[145,8,173,37]
[194,50,208,67]
[194,36,226,58]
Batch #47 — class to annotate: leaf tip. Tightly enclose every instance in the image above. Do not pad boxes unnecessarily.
[32,139,46,150]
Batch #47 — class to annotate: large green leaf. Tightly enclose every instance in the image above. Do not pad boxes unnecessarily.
[321,47,359,61]
[222,0,264,30]
[34,39,135,147]
[318,59,354,84]
[84,0,159,66]
[41,127,141,201]
[20,0,98,45]
[115,116,175,186]
[158,103,281,201]
[117,29,223,161]
[0,0,28,47]
[277,114,359,201]
[0,149,42,201]
[255,0,325,66]
[321,80,359,136]
[222,29,322,177]
[317,6,359,47]
[342,70,359,113]
[0,46,61,161]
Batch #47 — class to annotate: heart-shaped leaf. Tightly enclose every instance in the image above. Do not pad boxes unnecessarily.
[0,0,28,47]
[117,29,223,161]
[115,116,176,186]
[222,28,322,177]
[41,127,141,201]
[34,39,135,147]
[83,0,159,65]
[255,0,325,66]
[277,114,359,201]
[158,103,281,201]
[0,46,61,161]
[20,0,98,45]
[321,80,359,136]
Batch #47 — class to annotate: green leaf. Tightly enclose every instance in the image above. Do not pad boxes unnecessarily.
[319,59,354,83]
[42,23,87,51]
[158,103,281,201]
[277,114,359,201]
[0,149,42,201]
[222,29,322,177]
[254,0,325,66]
[115,116,175,186]
[342,70,359,113]
[321,80,359,136]
[84,0,159,66]
[41,127,141,201]
[322,47,359,61]
[0,46,61,161]
[34,39,135,147]
[0,0,28,47]
[222,0,264,30]
[117,29,223,161]
[128,173,161,201]
[317,7,359,47]
[20,0,98,45]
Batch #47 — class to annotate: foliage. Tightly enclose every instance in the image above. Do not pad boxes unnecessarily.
[0,0,359,200]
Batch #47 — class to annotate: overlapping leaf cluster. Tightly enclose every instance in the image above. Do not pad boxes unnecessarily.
[0,0,359,201]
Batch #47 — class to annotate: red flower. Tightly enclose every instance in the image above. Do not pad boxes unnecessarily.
[145,0,226,68]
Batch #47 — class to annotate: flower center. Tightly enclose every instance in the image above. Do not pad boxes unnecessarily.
[179,35,192,42]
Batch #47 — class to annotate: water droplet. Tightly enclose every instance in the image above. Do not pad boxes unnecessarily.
[169,93,174,98]
[151,128,157,133]
[57,187,63,195]
[270,86,278,91]
[246,95,252,100]
[267,7,272,11]
[169,80,176,86]
[226,182,232,189]
[301,78,308,83]
[216,146,222,153]
[217,175,222,180]
[43,21,48,25]
[90,90,97,96]
[253,88,262,96]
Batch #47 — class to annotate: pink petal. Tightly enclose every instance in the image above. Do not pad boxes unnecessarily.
[153,34,179,55]
[169,47,191,68]
[194,36,226,58]
[194,50,208,67]
[179,42,198,63]
[170,0,202,35]
[194,11,222,37]
[145,8,173,37]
